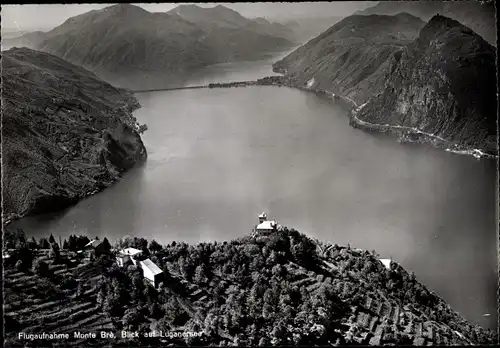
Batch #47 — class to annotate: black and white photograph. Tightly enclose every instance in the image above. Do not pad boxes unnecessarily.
[1,1,498,346]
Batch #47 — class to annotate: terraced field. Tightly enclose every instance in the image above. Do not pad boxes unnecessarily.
[3,251,114,347]
[285,246,476,346]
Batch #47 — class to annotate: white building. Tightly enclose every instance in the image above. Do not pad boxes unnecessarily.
[140,258,163,288]
[116,247,143,267]
[379,258,395,270]
[255,212,278,235]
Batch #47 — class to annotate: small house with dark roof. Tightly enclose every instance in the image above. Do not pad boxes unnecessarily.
[140,258,163,288]
[83,239,106,259]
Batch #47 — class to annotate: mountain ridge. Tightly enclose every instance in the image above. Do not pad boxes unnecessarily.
[1,47,148,222]
[355,14,497,154]
[4,4,295,76]
[355,0,496,45]
[272,12,427,105]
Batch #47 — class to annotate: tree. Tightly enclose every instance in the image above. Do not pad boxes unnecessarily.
[49,234,56,244]
[203,312,219,337]
[62,239,69,250]
[122,308,145,331]
[104,293,124,318]
[410,271,416,283]
[39,237,50,249]
[133,237,149,253]
[148,239,162,254]
[15,229,27,247]
[291,235,318,267]
[33,259,49,277]
[102,237,112,253]
[3,230,18,249]
[137,124,148,134]
[271,320,287,345]
[67,235,77,251]
[131,270,146,303]
[194,265,208,285]
[50,242,61,262]
[12,246,34,272]
[148,302,164,320]
[157,316,171,332]
[97,289,106,308]
[233,334,248,347]
[262,303,274,320]
[27,237,38,250]
[137,322,151,344]
[76,282,84,298]
[258,337,269,347]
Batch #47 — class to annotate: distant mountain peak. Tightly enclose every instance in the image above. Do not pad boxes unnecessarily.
[254,17,271,25]
[394,12,422,20]
[417,14,480,45]
[173,4,202,11]
[104,3,147,14]
[427,13,465,29]
[354,0,496,45]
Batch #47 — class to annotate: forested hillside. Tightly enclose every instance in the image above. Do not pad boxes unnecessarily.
[3,228,497,346]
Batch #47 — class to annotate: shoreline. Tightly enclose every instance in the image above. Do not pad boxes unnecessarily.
[183,75,498,161]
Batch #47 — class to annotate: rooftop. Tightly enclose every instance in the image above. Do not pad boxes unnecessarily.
[140,258,163,276]
[85,239,103,248]
[120,247,142,256]
[379,258,392,270]
[256,220,277,230]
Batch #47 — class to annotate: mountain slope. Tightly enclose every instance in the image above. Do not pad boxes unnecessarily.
[355,15,497,155]
[1,31,46,51]
[279,16,344,43]
[10,4,294,75]
[355,0,496,45]
[169,4,295,41]
[168,4,251,29]
[35,4,209,73]
[1,47,147,222]
[273,13,426,105]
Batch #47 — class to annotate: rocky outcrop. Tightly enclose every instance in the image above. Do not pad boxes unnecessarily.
[272,13,426,105]
[1,47,147,222]
[355,15,497,155]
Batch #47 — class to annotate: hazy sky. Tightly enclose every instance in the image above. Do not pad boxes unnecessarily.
[2,2,376,31]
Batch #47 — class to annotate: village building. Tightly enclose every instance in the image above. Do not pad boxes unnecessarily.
[83,239,106,259]
[140,258,163,288]
[116,247,143,267]
[379,258,394,270]
[253,212,279,236]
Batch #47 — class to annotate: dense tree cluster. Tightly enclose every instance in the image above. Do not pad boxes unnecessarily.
[65,235,91,251]
[4,227,497,346]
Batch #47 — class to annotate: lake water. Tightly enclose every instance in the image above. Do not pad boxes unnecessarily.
[11,57,498,330]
